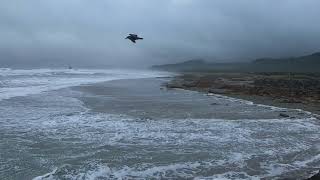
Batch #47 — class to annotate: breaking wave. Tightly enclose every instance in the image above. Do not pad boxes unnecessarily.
[0,68,171,101]
[28,112,320,180]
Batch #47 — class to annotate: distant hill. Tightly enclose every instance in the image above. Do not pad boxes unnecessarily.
[253,52,320,64]
[151,59,248,72]
[152,59,208,72]
[251,52,320,72]
[151,52,320,73]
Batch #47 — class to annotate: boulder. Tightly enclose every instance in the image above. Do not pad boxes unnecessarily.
[305,171,320,180]
[208,88,229,94]
[279,113,290,118]
[182,80,199,88]
[210,103,219,105]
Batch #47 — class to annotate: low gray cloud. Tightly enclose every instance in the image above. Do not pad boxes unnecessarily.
[0,0,319,68]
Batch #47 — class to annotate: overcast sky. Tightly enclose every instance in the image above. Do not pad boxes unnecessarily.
[1,0,320,68]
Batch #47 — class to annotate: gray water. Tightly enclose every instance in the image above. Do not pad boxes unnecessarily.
[0,69,319,180]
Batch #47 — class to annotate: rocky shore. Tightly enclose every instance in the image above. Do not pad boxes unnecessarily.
[306,171,320,180]
[166,72,320,116]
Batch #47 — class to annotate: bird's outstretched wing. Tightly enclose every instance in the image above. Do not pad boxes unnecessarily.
[129,34,138,38]
[129,38,136,43]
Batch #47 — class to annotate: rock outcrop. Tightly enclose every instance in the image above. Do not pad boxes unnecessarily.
[166,73,320,105]
[305,171,320,180]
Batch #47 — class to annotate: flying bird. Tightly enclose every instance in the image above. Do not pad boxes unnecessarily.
[125,34,143,43]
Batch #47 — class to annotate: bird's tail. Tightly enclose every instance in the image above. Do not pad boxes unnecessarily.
[138,38,143,40]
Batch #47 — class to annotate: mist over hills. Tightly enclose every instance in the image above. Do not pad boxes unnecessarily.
[152,52,320,73]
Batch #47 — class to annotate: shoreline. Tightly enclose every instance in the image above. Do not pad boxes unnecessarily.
[64,77,320,179]
[165,72,320,117]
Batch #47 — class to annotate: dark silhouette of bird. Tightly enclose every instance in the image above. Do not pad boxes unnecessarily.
[125,34,143,43]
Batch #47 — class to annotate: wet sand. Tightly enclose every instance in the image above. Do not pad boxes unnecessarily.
[73,78,311,120]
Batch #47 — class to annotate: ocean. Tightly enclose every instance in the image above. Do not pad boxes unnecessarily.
[0,68,319,179]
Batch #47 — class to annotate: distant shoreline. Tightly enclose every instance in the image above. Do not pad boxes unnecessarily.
[165,72,320,117]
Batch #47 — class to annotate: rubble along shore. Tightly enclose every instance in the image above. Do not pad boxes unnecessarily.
[165,72,320,116]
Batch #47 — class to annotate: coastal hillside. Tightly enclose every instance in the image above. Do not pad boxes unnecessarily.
[252,52,320,72]
[151,59,247,72]
[151,52,320,73]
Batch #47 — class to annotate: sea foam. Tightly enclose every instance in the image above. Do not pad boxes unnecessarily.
[0,68,171,101]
